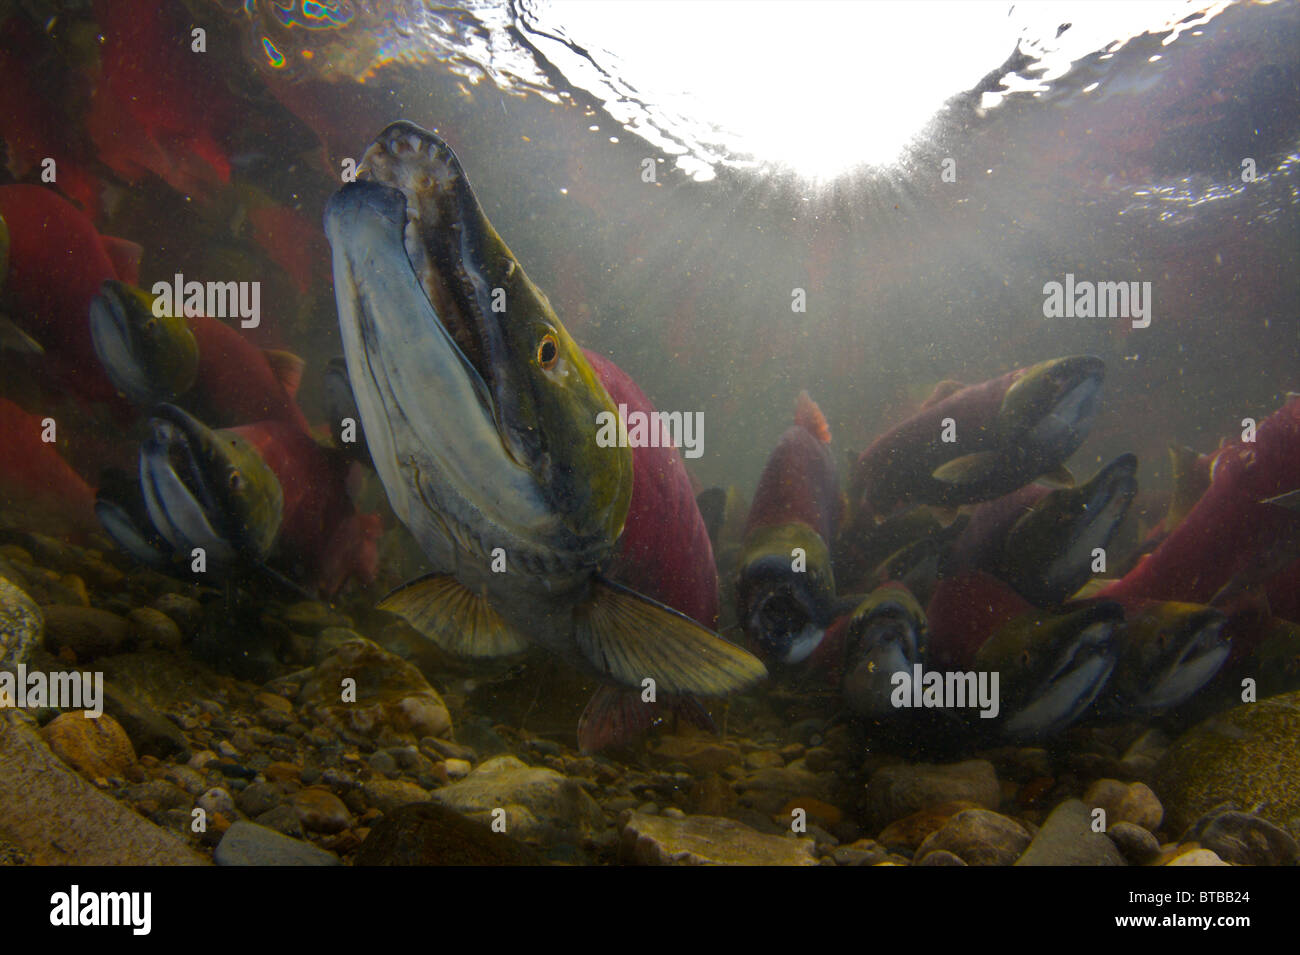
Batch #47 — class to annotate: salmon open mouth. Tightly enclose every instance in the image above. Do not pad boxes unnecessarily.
[355,121,497,390]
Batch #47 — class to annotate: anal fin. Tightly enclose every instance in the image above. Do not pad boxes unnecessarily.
[574,577,767,696]
[379,573,531,657]
[932,451,1001,485]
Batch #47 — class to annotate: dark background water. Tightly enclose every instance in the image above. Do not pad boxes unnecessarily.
[23,0,1297,506]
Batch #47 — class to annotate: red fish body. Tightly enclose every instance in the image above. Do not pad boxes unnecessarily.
[0,185,132,412]
[1099,396,1300,607]
[743,391,842,545]
[230,419,380,596]
[585,350,717,627]
[925,569,1036,671]
[944,484,1050,576]
[0,397,98,535]
[576,351,721,750]
[848,369,1023,518]
[188,317,310,434]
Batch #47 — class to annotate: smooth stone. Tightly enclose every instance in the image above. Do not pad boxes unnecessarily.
[41,606,131,660]
[127,608,183,651]
[298,638,451,742]
[197,787,238,819]
[256,803,305,837]
[1154,691,1300,839]
[124,779,192,812]
[864,760,1000,831]
[736,765,833,814]
[1120,728,1169,775]
[313,627,367,662]
[916,849,968,866]
[776,796,842,828]
[0,713,205,863]
[100,683,190,760]
[1107,821,1161,865]
[1015,799,1126,866]
[1084,779,1163,832]
[0,576,42,669]
[420,736,477,762]
[291,788,352,834]
[830,840,890,866]
[445,758,472,779]
[164,764,207,796]
[652,736,741,774]
[1181,809,1298,866]
[264,761,302,783]
[363,779,432,813]
[914,809,1032,866]
[236,781,285,817]
[431,755,603,840]
[620,812,818,865]
[1167,847,1229,866]
[368,750,399,776]
[876,801,983,850]
[355,802,544,865]
[214,821,340,866]
[150,594,202,637]
[40,711,135,780]
[745,750,785,770]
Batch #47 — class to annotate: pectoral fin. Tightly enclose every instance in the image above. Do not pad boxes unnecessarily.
[574,577,767,696]
[0,315,44,355]
[931,452,1001,485]
[379,573,531,657]
[1035,465,1075,489]
[1262,488,1300,511]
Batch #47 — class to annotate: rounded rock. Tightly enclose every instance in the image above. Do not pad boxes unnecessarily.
[291,788,352,834]
[40,711,136,780]
[127,608,184,651]
[1107,821,1161,865]
[0,576,42,670]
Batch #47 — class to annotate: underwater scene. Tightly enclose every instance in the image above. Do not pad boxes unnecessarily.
[0,0,1298,880]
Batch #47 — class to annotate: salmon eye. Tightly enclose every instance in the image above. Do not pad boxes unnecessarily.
[537,335,558,369]
[229,470,244,492]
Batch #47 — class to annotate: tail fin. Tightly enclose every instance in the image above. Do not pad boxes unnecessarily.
[795,391,831,444]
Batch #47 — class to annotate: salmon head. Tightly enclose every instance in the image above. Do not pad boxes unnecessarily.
[89,280,200,406]
[324,121,631,591]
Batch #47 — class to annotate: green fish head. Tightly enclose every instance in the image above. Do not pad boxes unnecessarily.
[1116,602,1230,711]
[1001,453,1138,604]
[140,404,283,566]
[998,355,1106,456]
[325,122,630,574]
[975,601,1122,738]
[90,280,200,406]
[736,522,836,666]
[842,585,929,718]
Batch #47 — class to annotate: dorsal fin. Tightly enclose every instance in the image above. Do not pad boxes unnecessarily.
[921,379,965,409]
[262,349,305,397]
[795,390,831,444]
